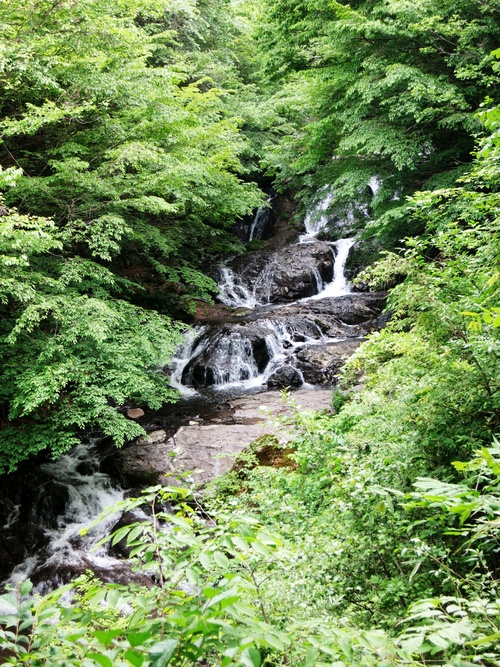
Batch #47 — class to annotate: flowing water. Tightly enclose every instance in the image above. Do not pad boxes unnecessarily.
[299,190,335,243]
[216,267,260,308]
[1,188,381,592]
[308,238,355,300]
[249,200,273,241]
[5,442,128,594]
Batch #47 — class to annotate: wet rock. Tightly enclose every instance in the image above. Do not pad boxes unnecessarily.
[295,339,363,385]
[0,473,70,585]
[181,324,271,388]
[277,293,386,327]
[109,389,334,487]
[267,365,303,389]
[30,555,152,593]
[76,461,98,476]
[228,241,334,304]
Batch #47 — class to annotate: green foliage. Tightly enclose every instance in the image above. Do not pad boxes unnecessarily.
[0,200,185,470]
[0,0,266,314]
[337,104,500,477]
[0,0,270,468]
[0,486,291,666]
[257,0,500,249]
[3,437,500,666]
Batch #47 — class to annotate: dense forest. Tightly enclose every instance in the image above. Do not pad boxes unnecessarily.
[1,0,500,665]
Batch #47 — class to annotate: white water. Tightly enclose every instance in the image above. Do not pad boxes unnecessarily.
[368,176,381,197]
[249,202,271,241]
[8,443,126,592]
[309,238,355,300]
[299,190,335,243]
[168,326,208,395]
[3,186,363,592]
[168,314,341,395]
[217,267,260,309]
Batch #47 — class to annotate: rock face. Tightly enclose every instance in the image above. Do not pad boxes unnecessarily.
[227,241,334,304]
[176,293,386,390]
[295,339,363,385]
[0,471,70,584]
[108,389,334,487]
[276,293,386,328]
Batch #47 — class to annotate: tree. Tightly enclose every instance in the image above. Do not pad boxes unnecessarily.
[0,0,265,468]
[258,0,500,247]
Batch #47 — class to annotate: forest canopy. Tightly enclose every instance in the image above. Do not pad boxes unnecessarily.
[0,0,264,469]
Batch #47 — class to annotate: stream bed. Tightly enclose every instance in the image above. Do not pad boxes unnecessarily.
[0,191,386,593]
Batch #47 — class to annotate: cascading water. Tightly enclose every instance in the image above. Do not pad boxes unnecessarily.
[7,442,127,594]
[368,176,381,197]
[169,312,343,394]
[299,190,335,243]
[217,267,260,308]
[309,237,355,300]
[2,185,384,593]
[250,263,276,305]
[182,332,262,388]
[249,201,272,241]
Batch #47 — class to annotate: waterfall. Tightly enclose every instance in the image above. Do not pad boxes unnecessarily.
[249,202,271,242]
[168,327,206,394]
[251,262,275,305]
[309,237,355,300]
[368,176,381,197]
[1,182,384,593]
[8,442,127,593]
[173,317,331,393]
[299,190,335,243]
[181,330,263,389]
[217,267,260,308]
[311,267,324,294]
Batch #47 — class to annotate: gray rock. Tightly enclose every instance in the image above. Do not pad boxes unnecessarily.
[295,339,363,385]
[229,241,334,304]
[267,365,303,389]
[110,389,334,487]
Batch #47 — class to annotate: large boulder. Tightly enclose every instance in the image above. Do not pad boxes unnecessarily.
[295,339,363,385]
[181,324,271,388]
[277,293,386,327]
[267,365,303,389]
[227,241,334,304]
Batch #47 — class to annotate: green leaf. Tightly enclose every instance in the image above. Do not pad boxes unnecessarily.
[213,551,230,568]
[127,631,152,648]
[93,629,123,646]
[240,647,261,667]
[125,649,146,667]
[468,631,500,646]
[19,580,33,597]
[304,648,318,667]
[149,639,179,667]
[88,654,114,667]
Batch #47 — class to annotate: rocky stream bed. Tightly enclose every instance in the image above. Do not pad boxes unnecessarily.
[0,191,386,593]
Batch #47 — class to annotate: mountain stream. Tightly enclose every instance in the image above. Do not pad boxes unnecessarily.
[0,191,386,592]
